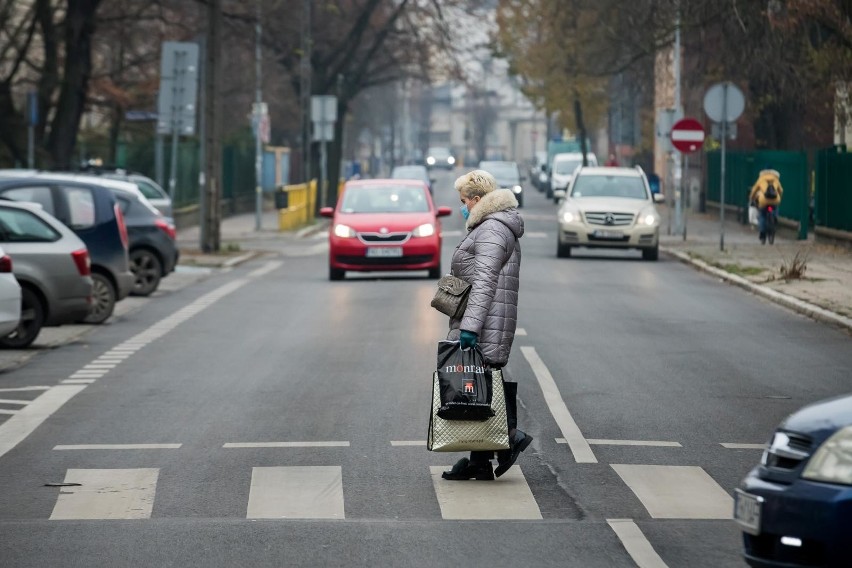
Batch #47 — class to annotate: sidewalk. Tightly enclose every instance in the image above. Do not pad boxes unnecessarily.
[660,206,852,330]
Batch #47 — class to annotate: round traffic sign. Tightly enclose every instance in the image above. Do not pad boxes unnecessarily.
[670,118,705,153]
[703,82,745,123]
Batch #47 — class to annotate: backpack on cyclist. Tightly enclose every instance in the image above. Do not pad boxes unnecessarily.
[764,182,778,200]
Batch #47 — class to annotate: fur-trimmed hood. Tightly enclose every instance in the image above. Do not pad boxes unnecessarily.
[466,189,524,238]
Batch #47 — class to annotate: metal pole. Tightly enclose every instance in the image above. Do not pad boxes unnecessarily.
[168,51,183,202]
[673,9,683,234]
[683,153,688,241]
[254,0,263,231]
[720,84,728,252]
[27,126,34,169]
[198,35,207,248]
[320,136,328,209]
[155,134,164,188]
[301,0,311,185]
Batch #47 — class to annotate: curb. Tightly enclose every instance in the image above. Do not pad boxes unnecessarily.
[662,247,852,333]
[295,221,330,239]
[222,251,261,268]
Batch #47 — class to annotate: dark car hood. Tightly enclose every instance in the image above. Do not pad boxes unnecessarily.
[781,393,852,444]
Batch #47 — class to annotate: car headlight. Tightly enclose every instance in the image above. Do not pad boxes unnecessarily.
[333,224,356,238]
[512,185,522,194]
[560,210,580,224]
[426,156,436,165]
[412,223,435,237]
[447,156,456,165]
[802,426,852,485]
[638,209,660,226]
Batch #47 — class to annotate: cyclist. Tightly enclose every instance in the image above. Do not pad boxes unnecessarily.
[749,169,783,244]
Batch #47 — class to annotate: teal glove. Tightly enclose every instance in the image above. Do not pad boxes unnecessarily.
[459,330,478,350]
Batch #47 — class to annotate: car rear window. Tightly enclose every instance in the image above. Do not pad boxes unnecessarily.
[64,187,97,228]
[340,185,429,213]
[134,178,168,200]
[1,186,55,215]
[571,175,648,200]
[0,207,61,242]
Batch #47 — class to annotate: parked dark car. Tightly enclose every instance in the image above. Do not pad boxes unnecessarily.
[0,200,92,347]
[735,393,852,567]
[0,177,134,323]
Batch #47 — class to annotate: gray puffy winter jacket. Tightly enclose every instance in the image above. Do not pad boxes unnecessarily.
[447,189,524,367]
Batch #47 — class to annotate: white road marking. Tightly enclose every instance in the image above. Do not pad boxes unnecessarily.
[0,279,250,463]
[555,438,682,448]
[520,347,596,463]
[721,443,765,449]
[61,380,96,385]
[430,466,542,520]
[390,440,426,446]
[247,466,344,519]
[607,519,669,568]
[223,441,350,448]
[0,399,30,405]
[442,230,463,237]
[611,464,733,519]
[0,387,50,393]
[83,364,116,369]
[515,328,527,336]
[69,372,105,378]
[248,261,283,279]
[0,385,87,460]
[0,409,16,415]
[54,444,181,450]
[50,468,159,520]
[525,231,548,238]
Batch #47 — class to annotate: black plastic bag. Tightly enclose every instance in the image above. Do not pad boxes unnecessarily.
[436,341,495,421]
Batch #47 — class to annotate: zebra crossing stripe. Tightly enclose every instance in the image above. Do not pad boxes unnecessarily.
[612,464,733,519]
[49,468,159,520]
[430,466,542,520]
[247,466,345,519]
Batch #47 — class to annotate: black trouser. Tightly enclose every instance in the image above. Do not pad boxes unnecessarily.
[470,378,517,463]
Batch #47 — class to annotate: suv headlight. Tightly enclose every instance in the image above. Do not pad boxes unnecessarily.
[447,156,456,165]
[560,210,580,224]
[802,426,852,485]
[512,185,522,194]
[638,208,660,226]
[333,224,356,238]
[426,156,436,165]
[412,223,435,237]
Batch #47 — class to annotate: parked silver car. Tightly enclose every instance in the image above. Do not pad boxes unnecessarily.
[0,245,21,338]
[0,201,93,347]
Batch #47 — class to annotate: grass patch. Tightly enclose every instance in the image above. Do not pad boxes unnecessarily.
[778,248,809,281]
[718,264,765,277]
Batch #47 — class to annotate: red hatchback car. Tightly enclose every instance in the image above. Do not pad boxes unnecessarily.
[320,179,452,280]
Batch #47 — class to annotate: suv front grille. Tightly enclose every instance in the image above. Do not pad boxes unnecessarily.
[584,212,635,226]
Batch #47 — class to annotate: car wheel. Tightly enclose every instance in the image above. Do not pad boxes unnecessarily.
[517,196,523,208]
[546,187,553,199]
[0,287,45,349]
[329,266,345,281]
[82,273,116,324]
[428,261,441,279]
[557,241,572,258]
[130,249,163,297]
[642,246,659,261]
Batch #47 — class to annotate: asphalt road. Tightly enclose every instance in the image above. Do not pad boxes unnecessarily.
[0,168,850,567]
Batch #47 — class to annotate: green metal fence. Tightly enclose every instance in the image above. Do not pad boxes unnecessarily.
[706,150,809,227]
[815,145,852,232]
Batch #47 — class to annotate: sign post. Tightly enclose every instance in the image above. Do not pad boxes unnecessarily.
[670,118,705,241]
[26,91,37,169]
[311,95,337,209]
[703,82,745,251]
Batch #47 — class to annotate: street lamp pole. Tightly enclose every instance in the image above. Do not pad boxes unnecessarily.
[254,0,263,231]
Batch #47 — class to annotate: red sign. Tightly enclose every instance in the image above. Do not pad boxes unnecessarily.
[670,118,705,153]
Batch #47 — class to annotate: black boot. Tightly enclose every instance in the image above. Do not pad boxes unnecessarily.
[496,382,533,478]
[442,457,494,481]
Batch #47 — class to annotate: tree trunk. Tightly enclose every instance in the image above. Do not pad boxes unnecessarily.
[574,96,589,165]
[46,0,102,168]
[0,85,27,164]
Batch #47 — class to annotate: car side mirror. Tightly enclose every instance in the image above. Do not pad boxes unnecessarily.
[653,193,665,204]
[553,189,566,200]
[436,206,453,218]
[319,207,334,218]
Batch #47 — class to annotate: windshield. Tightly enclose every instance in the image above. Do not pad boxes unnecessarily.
[554,160,583,175]
[480,163,519,183]
[571,175,648,200]
[340,185,429,213]
[427,147,450,158]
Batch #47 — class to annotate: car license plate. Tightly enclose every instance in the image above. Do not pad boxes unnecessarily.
[593,229,624,239]
[733,489,763,535]
[366,247,403,258]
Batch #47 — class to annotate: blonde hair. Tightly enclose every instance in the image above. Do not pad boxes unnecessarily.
[454,170,497,199]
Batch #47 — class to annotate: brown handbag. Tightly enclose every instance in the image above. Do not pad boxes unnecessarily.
[430,274,471,319]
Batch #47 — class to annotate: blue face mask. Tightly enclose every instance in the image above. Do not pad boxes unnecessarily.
[460,204,470,220]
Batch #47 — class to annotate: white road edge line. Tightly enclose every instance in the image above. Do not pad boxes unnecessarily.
[607,519,669,568]
[520,347,596,463]
[0,399,31,405]
[54,444,182,450]
[0,387,50,393]
[0,278,250,463]
[721,443,766,449]
[0,409,16,415]
[61,380,97,385]
[248,261,283,279]
[390,440,426,446]
[223,441,350,448]
[559,439,683,448]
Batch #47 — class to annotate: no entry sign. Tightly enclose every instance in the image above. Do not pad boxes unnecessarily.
[670,118,705,153]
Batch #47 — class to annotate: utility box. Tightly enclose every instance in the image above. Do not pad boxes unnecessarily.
[274,188,288,209]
